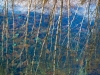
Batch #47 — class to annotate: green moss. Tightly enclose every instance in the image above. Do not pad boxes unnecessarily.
[0,65,5,75]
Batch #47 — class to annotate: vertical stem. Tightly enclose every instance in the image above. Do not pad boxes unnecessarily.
[31,0,45,74]
[57,0,63,69]
[11,0,15,74]
[30,1,36,74]
[24,0,32,75]
[53,0,63,75]
[1,1,5,63]
[35,1,57,75]
[4,0,9,74]
[67,0,70,50]
[65,1,70,71]
[48,0,57,61]
[63,0,70,73]
[31,0,36,35]
[84,0,91,74]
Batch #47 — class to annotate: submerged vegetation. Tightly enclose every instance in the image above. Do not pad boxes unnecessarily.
[0,65,5,75]
[0,0,100,75]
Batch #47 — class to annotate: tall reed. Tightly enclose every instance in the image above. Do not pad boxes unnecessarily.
[31,0,45,74]
[4,0,9,75]
[35,0,58,75]
[24,0,32,75]
[53,0,63,75]
[62,0,71,73]
[11,0,15,74]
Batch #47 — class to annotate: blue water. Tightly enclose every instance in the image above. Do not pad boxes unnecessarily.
[0,10,99,75]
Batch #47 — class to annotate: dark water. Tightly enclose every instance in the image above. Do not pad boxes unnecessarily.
[0,10,100,75]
